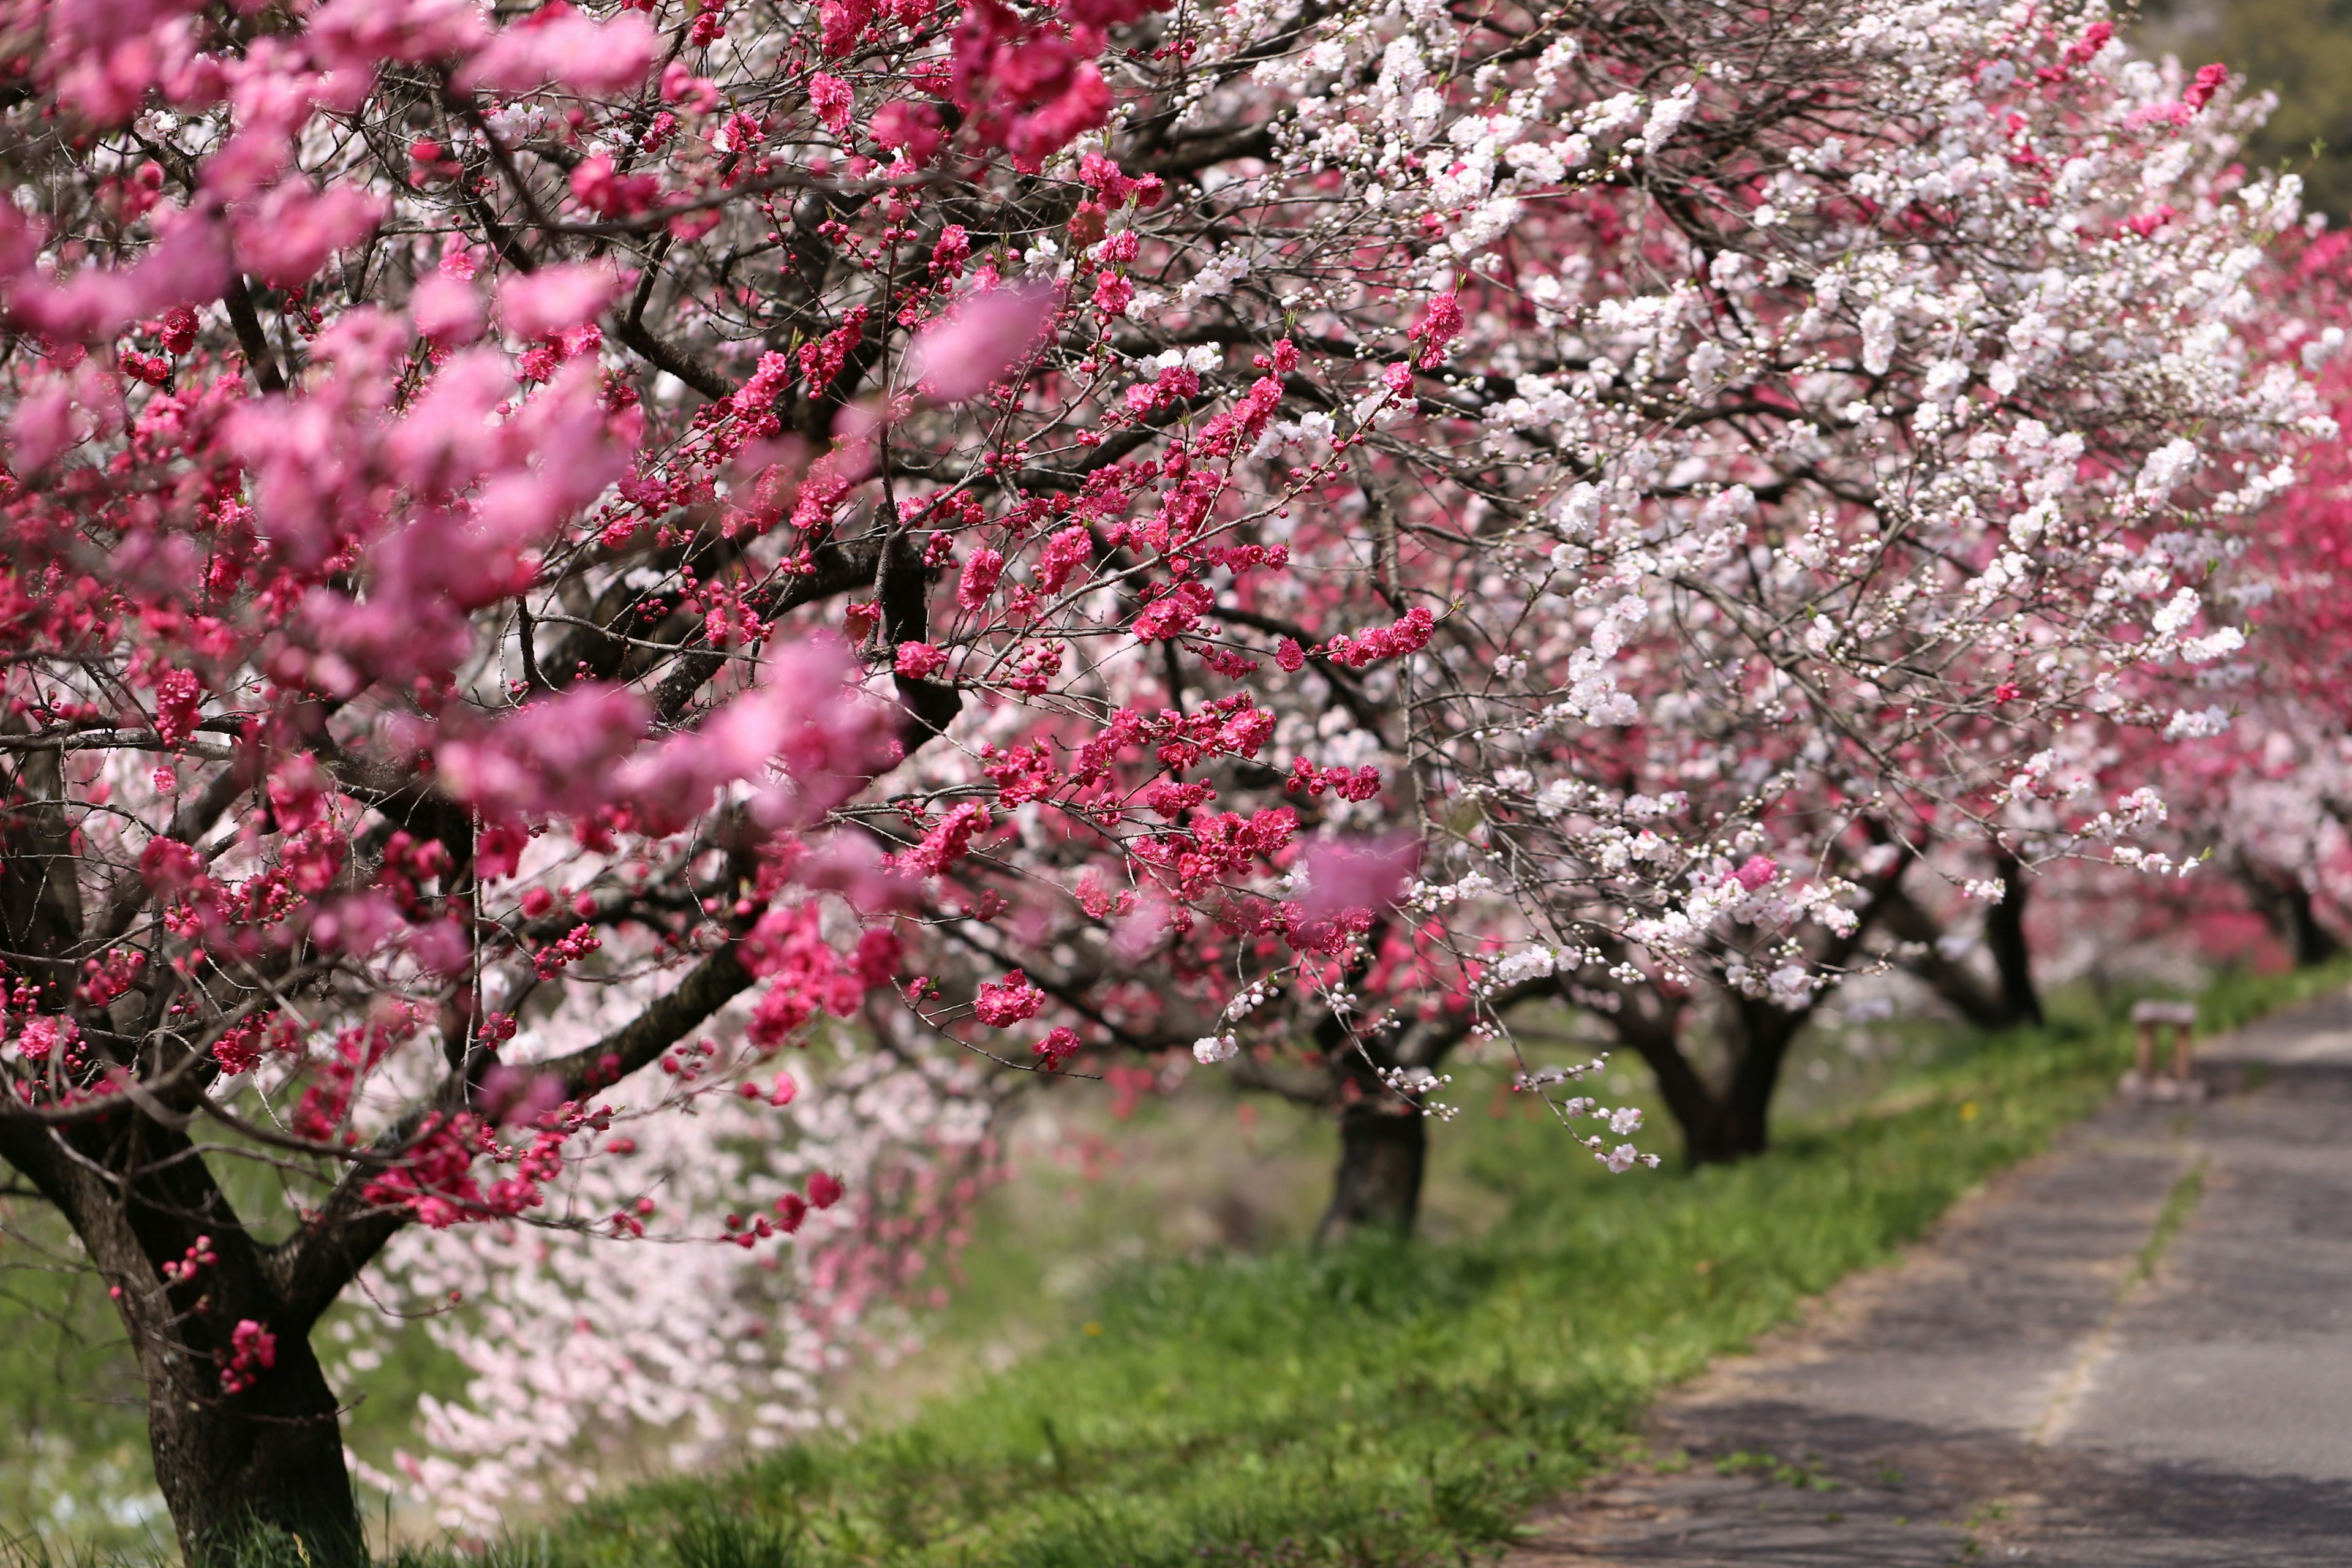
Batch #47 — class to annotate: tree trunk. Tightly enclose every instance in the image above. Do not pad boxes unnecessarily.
[1882,873,2039,1030]
[1609,1017,1705,1164]
[1985,853,2043,1026]
[1613,858,1905,1163]
[142,1327,363,1567]
[1675,1096,1768,1164]
[2245,870,2343,968]
[1608,992,1768,1166]
[0,1109,367,1568]
[1672,998,1798,1166]
[1314,1102,1425,1243]
[1607,995,1784,1167]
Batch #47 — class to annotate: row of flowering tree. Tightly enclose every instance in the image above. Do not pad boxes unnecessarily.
[1965,217,2352,992]
[2155,221,2352,965]
[0,0,2339,1555]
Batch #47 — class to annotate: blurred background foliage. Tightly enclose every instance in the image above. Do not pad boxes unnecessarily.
[2142,0,2352,219]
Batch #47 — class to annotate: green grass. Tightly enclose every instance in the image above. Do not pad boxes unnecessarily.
[0,1214,172,1546]
[2130,1160,2209,1289]
[13,959,2350,1568]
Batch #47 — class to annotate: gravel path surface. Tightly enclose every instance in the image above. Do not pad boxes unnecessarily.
[1512,986,2352,1567]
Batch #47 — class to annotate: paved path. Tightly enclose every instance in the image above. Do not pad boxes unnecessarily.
[1513,986,2352,1567]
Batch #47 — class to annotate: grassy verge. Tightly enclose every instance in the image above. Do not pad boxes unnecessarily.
[354,962,2349,1568]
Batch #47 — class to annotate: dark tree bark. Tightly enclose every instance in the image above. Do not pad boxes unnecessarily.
[1199,940,1561,1246]
[1314,1101,1426,1243]
[1715,997,1805,1158]
[0,940,757,1564]
[141,1327,361,1567]
[1,737,369,1563]
[1613,993,1800,1166]
[0,1109,366,1566]
[1985,853,2044,1027]
[1594,848,1910,1166]
[2242,867,2344,968]
[1880,861,2041,1030]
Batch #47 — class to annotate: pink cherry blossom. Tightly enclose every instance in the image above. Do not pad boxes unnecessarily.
[497,262,620,340]
[905,282,1058,401]
[231,183,387,287]
[1298,835,1419,929]
[410,271,488,345]
[456,4,657,96]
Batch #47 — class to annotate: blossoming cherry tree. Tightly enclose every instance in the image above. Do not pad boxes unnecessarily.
[0,0,2333,1554]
